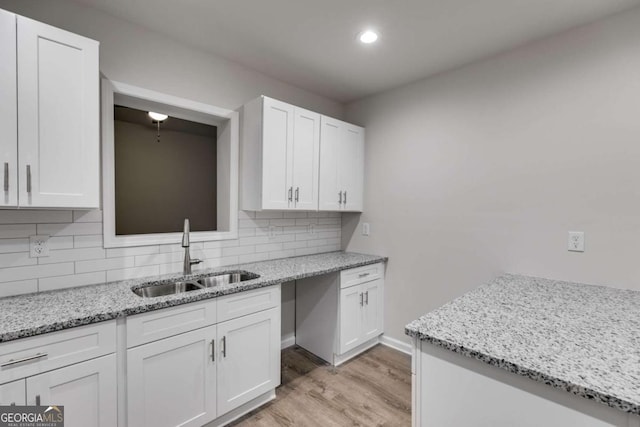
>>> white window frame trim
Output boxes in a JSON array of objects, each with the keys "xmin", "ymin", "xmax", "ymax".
[{"xmin": 101, "ymin": 79, "xmax": 238, "ymax": 248}]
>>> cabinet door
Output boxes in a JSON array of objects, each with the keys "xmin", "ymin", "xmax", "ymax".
[
  {"xmin": 318, "ymin": 116, "xmax": 342, "ymax": 211},
  {"xmin": 262, "ymin": 97, "xmax": 294, "ymax": 210},
  {"xmin": 17, "ymin": 16, "xmax": 99, "ymax": 208},
  {"xmin": 217, "ymin": 307, "xmax": 280, "ymax": 416},
  {"xmin": 0, "ymin": 9, "xmax": 17, "ymax": 208},
  {"xmin": 341, "ymin": 124, "xmax": 364, "ymax": 212},
  {"xmin": 0, "ymin": 379, "xmax": 25, "ymax": 406},
  {"xmin": 26, "ymin": 354, "xmax": 116, "ymax": 427},
  {"xmin": 127, "ymin": 325, "xmax": 217, "ymax": 427},
  {"xmin": 339, "ymin": 285, "xmax": 363, "ymax": 354},
  {"xmin": 291, "ymin": 107, "xmax": 320, "ymax": 210},
  {"xmin": 361, "ymin": 279, "xmax": 384, "ymax": 341}
]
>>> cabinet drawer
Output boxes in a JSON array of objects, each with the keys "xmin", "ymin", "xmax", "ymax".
[
  {"xmin": 340, "ymin": 263, "xmax": 382, "ymax": 289},
  {"xmin": 127, "ymin": 299, "xmax": 217, "ymax": 348},
  {"xmin": 217, "ymin": 285, "xmax": 280, "ymax": 323},
  {"xmin": 0, "ymin": 320, "xmax": 115, "ymax": 384}
]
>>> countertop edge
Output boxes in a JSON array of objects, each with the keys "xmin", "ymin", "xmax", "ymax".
[
  {"xmin": 0, "ymin": 253, "xmax": 387, "ymax": 343},
  {"xmin": 404, "ymin": 327, "xmax": 640, "ymax": 416}
]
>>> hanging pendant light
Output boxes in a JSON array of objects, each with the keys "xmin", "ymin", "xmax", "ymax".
[{"xmin": 148, "ymin": 112, "xmax": 168, "ymax": 142}]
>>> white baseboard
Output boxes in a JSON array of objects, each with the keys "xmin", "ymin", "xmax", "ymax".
[
  {"xmin": 281, "ymin": 333, "xmax": 295, "ymax": 350},
  {"xmin": 379, "ymin": 334, "xmax": 412, "ymax": 355}
]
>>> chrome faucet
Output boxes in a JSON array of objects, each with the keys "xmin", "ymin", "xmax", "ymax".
[{"xmin": 182, "ymin": 218, "xmax": 202, "ymax": 275}]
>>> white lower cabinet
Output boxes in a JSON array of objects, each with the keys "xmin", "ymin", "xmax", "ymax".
[
  {"xmin": 127, "ymin": 325, "xmax": 217, "ymax": 427},
  {"xmin": 0, "ymin": 321, "xmax": 117, "ymax": 427},
  {"xmin": 0, "ymin": 379, "xmax": 25, "ymax": 406},
  {"xmin": 296, "ymin": 263, "xmax": 385, "ymax": 366},
  {"xmin": 217, "ymin": 307, "xmax": 280, "ymax": 415},
  {"xmin": 125, "ymin": 285, "xmax": 281, "ymax": 427},
  {"xmin": 26, "ymin": 354, "xmax": 117, "ymax": 427}
]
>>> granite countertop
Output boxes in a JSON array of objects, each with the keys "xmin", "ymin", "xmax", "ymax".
[
  {"xmin": 0, "ymin": 251, "xmax": 386, "ymax": 343},
  {"xmin": 405, "ymin": 274, "xmax": 640, "ymax": 415}
]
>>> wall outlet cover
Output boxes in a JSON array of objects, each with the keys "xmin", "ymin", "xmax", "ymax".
[
  {"xmin": 568, "ymin": 231, "xmax": 585, "ymax": 252},
  {"xmin": 362, "ymin": 222, "xmax": 370, "ymax": 236},
  {"xmin": 30, "ymin": 235, "xmax": 50, "ymax": 257}
]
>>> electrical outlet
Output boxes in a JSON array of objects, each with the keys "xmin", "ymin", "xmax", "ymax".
[
  {"xmin": 568, "ymin": 231, "xmax": 585, "ymax": 252},
  {"xmin": 362, "ymin": 223, "xmax": 370, "ymax": 236},
  {"xmin": 307, "ymin": 224, "xmax": 316, "ymax": 235},
  {"xmin": 30, "ymin": 235, "xmax": 50, "ymax": 257}
]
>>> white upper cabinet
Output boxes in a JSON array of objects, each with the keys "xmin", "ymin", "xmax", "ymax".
[
  {"xmin": 319, "ymin": 116, "xmax": 364, "ymax": 212},
  {"xmin": 241, "ymin": 96, "xmax": 320, "ymax": 211},
  {"xmin": 17, "ymin": 16, "xmax": 100, "ymax": 208},
  {"xmin": 0, "ymin": 9, "xmax": 100, "ymax": 209},
  {"xmin": 0, "ymin": 9, "xmax": 17, "ymax": 208}
]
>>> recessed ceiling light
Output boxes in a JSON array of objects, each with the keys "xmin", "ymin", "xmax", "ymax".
[
  {"xmin": 359, "ymin": 30, "xmax": 378, "ymax": 44},
  {"xmin": 148, "ymin": 111, "xmax": 168, "ymax": 122}
]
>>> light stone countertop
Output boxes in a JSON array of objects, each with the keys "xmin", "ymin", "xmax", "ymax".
[
  {"xmin": 0, "ymin": 251, "xmax": 386, "ymax": 343},
  {"xmin": 405, "ymin": 274, "xmax": 640, "ymax": 415}
]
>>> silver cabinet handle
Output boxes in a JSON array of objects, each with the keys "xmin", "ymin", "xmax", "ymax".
[
  {"xmin": 3, "ymin": 162, "xmax": 7, "ymax": 192},
  {"xmin": 365, "ymin": 291, "xmax": 369, "ymax": 305},
  {"xmin": 359, "ymin": 292, "xmax": 363, "ymax": 306},
  {"xmin": 295, "ymin": 187, "xmax": 299, "ymax": 203},
  {"xmin": 358, "ymin": 273, "xmax": 370, "ymax": 278},
  {"xmin": 339, "ymin": 191, "xmax": 343, "ymax": 205},
  {"xmin": 221, "ymin": 336, "xmax": 226, "ymax": 358},
  {"xmin": 210, "ymin": 339, "xmax": 215, "ymax": 362},
  {"xmin": 343, "ymin": 191, "xmax": 347, "ymax": 205},
  {"xmin": 35, "ymin": 395, "xmax": 41, "ymax": 406},
  {"xmin": 26, "ymin": 165, "xmax": 31, "ymax": 193},
  {"xmin": 288, "ymin": 187, "xmax": 293, "ymax": 202},
  {"xmin": 1, "ymin": 352, "xmax": 47, "ymax": 367}
]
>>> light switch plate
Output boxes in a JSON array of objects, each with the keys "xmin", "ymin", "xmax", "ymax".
[
  {"xmin": 362, "ymin": 223, "xmax": 370, "ymax": 236},
  {"xmin": 568, "ymin": 231, "xmax": 585, "ymax": 252},
  {"xmin": 30, "ymin": 235, "xmax": 50, "ymax": 257}
]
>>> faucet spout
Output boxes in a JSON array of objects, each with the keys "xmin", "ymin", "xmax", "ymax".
[{"xmin": 182, "ymin": 218, "xmax": 202, "ymax": 275}]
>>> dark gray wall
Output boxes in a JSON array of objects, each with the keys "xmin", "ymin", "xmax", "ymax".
[{"xmin": 114, "ymin": 109, "xmax": 217, "ymax": 235}]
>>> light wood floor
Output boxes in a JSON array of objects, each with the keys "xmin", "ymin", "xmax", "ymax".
[{"xmin": 229, "ymin": 344, "xmax": 411, "ymax": 427}]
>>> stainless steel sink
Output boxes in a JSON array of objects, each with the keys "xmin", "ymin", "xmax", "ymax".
[
  {"xmin": 132, "ymin": 280, "xmax": 203, "ymax": 298},
  {"xmin": 196, "ymin": 272, "xmax": 258, "ymax": 288},
  {"xmin": 131, "ymin": 271, "xmax": 259, "ymax": 298}
]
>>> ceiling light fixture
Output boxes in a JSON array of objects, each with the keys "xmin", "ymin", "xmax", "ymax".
[
  {"xmin": 359, "ymin": 30, "xmax": 378, "ymax": 44},
  {"xmin": 148, "ymin": 112, "xmax": 168, "ymax": 142}
]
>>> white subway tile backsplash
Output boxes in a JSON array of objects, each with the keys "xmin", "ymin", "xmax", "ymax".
[
  {"xmin": 0, "ymin": 209, "xmax": 341, "ymax": 297},
  {"xmin": 0, "ymin": 238, "xmax": 29, "ymax": 254},
  {"xmin": 107, "ymin": 265, "xmax": 160, "ymax": 282},
  {"xmin": 76, "ymin": 257, "xmax": 135, "ymax": 273},
  {"xmin": 74, "ymin": 234, "xmax": 103, "ymax": 248},
  {"xmin": 0, "ymin": 279, "xmax": 38, "ymax": 297},
  {"xmin": 0, "ymin": 224, "xmax": 37, "ymax": 238},
  {"xmin": 39, "ymin": 271, "xmax": 106, "ymax": 292},
  {"xmin": 37, "ymin": 222, "xmax": 102, "ymax": 236},
  {"xmin": 0, "ymin": 252, "xmax": 37, "ymax": 268},
  {"xmin": 38, "ymin": 247, "xmax": 106, "ymax": 265},
  {"xmin": 0, "ymin": 263, "xmax": 74, "ymax": 282},
  {"xmin": 72, "ymin": 209, "xmax": 103, "ymax": 223},
  {"xmin": 0, "ymin": 210, "xmax": 71, "ymax": 224},
  {"xmin": 106, "ymin": 245, "xmax": 160, "ymax": 258}
]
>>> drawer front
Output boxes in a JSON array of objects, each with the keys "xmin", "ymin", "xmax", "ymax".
[
  {"xmin": 340, "ymin": 263, "xmax": 382, "ymax": 289},
  {"xmin": 0, "ymin": 320, "xmax": 116, "ymax": 384},
  {"xmin": 127, "ymin": 299, "xmax": 217, "ymax": 348},
  {"xmin": 217, "ymin": 285, "xmax": 280, "ymax": 323}
]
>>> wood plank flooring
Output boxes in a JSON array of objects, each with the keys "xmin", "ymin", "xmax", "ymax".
[{"xmin": 229, "ymin": 344, "xmax": 411, "ymax": 427}]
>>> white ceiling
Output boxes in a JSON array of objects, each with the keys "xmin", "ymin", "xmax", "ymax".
[{"xmin": 74, "ymin": 0, "xmax": 640, "ymax": 103}]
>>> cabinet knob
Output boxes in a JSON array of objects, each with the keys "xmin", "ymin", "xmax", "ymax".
[
  {"xmin": 222, "ymin": 336, "xmax": 227, "ymax": 358},
  {"xmin": 210, "ymin": 339, "xmax": 215, "ymax": 362},
  {"xmin": 295, "ymin": 187, "xmax": 299, "ymax": 203},
  {"xmin": 365, "ymin": 291, "xmax": 369, "ymax": 305},
  {"xmin": 343, "ymin": 191, "xmax": 347, "ymax": 205},
  {"xmin": 288, "ymin": 187, "xmax": 293, "ymax": 202},
  {"xmin": 339, "ymin": 191, "xmax": 343, "ymax": 205}
]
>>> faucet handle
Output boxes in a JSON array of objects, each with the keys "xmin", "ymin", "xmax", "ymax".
[{"xmin": 190, "ymin": 259, "xmax": 203, "ymax": 266}]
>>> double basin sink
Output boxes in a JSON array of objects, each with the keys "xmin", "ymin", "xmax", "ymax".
[{"xmin": 132, "ymin": 271, "xmax": 259, "ymax": 298}]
